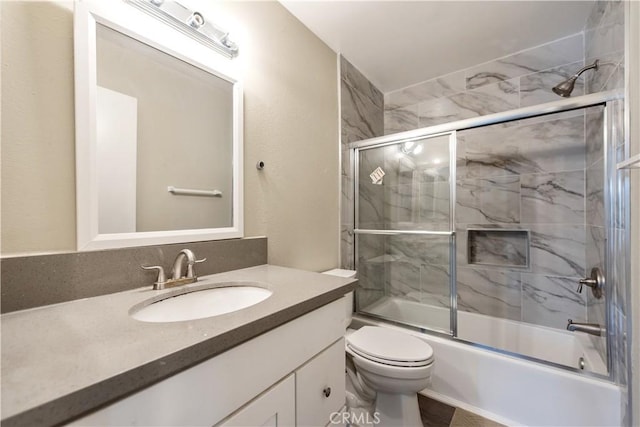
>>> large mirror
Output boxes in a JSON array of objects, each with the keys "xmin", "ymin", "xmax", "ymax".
[{"xmin": 75, "ymin": 1, "xmax": 243, "ymax": 250}]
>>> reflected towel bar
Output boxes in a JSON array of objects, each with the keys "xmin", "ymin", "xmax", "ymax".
[{"xmin": 167, "ymin": 186, "xmax": 222, "ymax": 197}]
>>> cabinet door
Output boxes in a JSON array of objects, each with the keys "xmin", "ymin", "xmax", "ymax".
[
  {"xmin": 219, "ymin": 375, "xmax": 295, "ymax": 427},
  {"xmin": 296, "ymin": 339, "xmax": 346, "ymax": 427}
]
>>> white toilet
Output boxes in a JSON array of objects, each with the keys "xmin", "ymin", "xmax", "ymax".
[{"xmin": 322, "ymin": 269, "xmax": 435, "ymax": 427}]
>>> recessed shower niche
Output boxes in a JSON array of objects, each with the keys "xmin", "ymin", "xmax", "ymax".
[{"xmin": 466, "ymin": 229, "xmax": 529, "ymax": 268}]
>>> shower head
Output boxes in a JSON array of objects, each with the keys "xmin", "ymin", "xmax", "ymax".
[{"xmin": 552, "ymin": 60, "xmax": 599, "ymax": 97}]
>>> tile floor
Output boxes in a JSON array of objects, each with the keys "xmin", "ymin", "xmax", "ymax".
[{"xmin": 418, "ymin": 395, "xmax": 505, "ymax": 427}]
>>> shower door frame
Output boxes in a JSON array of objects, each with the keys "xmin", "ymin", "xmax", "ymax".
[
  {"xmin": 353, "ymin": 131, "xmax": 458, "ymax": 335},
  {"xmin": 350, "ymin": 89, "xmax": 625, "ymax": 380}
]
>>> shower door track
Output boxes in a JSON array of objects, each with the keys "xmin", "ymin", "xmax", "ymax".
[{"xmin": 348, "ymin": 89, "xmax": 623, "ymax": 150}]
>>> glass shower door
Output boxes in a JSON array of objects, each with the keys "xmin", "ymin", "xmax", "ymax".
[
  {"xmin": 354, "ymin": 133, "xmax": 456, "ymax": 334},
  {"xmin": 454, "ymin": 105, "xmax": 610, "ymax": 375}
]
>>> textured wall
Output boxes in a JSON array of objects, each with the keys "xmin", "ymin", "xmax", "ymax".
[
  {"xmin": 1, "ymin": 1, "xmax": 76, "ymax": 254},
  {"xmin": 1, "ymin": 1, "xmax": 340, "ymax": 272}
]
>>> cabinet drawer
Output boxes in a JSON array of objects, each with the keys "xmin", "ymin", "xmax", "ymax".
[{"xmin": 296, "ymin": 339, "xmax": 345, "ymax": 427}]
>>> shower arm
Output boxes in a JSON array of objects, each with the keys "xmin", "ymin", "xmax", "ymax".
[{"xmin": 571, "ymin": 60, "xmax": 599, "ymax": 79}]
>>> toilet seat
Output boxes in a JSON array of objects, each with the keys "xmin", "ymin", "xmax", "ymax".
[{"xmin": 346, "ymin": 326, "xmax": 434, "ymax": 367}]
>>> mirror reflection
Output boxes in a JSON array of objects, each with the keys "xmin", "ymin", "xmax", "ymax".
[{"xmin": 95, "ymin": 24, "xmax": 234, "ymax": 233}]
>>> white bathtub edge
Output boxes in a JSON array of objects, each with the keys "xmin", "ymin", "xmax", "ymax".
[{"xmin": 352, "ymin": 315, "xmax": 621, "ymax": 427}]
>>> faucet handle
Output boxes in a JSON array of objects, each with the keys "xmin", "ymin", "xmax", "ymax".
[
  {"xmin": 186, "ymin": 258, "xmax": 207, "ymax": 279},
  {"xmin": 141, "ymin": 265, "xmax": 167, "ymax": 289}
]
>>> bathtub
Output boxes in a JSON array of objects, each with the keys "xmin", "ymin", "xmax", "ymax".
[{"xmin": 354, "ymin": 297, "xmax": 620, "ymax": 426}]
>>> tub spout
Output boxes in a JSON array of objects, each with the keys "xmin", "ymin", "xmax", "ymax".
[{"xmin": 567, "ymin": 319, "xmax": 605, "ymax": 337}]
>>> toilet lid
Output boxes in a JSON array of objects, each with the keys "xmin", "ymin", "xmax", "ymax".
[{"xmin": 347, "ymin": 326, "xmax": 434, "ymax": 366}]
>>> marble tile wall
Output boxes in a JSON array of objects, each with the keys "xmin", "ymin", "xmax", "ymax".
[
  {"xmin": 384, "ymin": 33, "xmax": 585, "ymax": 134},
  {"xmin": 340, "ymin": 56, "xmax": 384, "ymax": 275}
]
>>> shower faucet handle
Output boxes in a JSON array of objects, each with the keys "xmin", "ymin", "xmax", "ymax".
[
  {"xmin": 577, "ymin": 278, "xmax": 597, "ymax": 293},
  {"xmin": 577, "ymin": 267, "xmax": 604, "ymax": 299}
]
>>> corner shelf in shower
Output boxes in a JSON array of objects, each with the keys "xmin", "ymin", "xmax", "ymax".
[{"xmin": 617, "ymin": 153, "xmax": 640, "ymax": 170}]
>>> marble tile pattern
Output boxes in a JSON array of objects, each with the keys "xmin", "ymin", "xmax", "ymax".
[
  {"xmin": 521, "ymin": 273, "xmax": 587, "ymax": 329},
  {"xmin": 584, "ymin": 0, "xmax": 624, "ymax": 98},
  {"xmin": 384, "ymin": 33, "xmax": 588, "ymax": 134},
  {"xmin": 384, "ymin": 105, "xmax": 418, "ymax": 135},
  {"xmin": 458, "ymin": 115, "xmax": 586, "ymax": 179},
  {"xmin": 386, "ymin": 70, "xmax": 466, "ymax": 110},
  {"xmin": 528, "ymin": 225, "xmax": 586, "ymax": 278},
  {"xmin": 457, "ymin": 267, "xmax": 521, "ymax": 320},
  {"xmin": 520, "ymin": 171, "xmax": 585, "ymax": 224},
  {"xmin": 341, "ymin": 56, "xmax": 383, "ymax": 109},
  {"xmin": 340, "ymin": 56, "xmax": 385, "ymax": 270},
  {"xmin": 341, "ymin": 80, "xmax": 383, "ymax": 144},
  {"xmin": 457, "ymin": 176, "xmax": 521, "ymax": 224},
  {"xmin": 465, "ymin": 34, "xmax": 583, "ymax": 90},
  {"xmin": 585, "ymin": 52, "xmax": 624, "ymax": 95}
]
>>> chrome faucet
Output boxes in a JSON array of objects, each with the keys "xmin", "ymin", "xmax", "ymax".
[
  {"xmin": 172, "ymin": 249, "xmax": 196, "ymax": 280},
  {"xmin": 142, "ymin": 249, "xmax": 206, "ymax": 290},
  {"xmin": 567, "ymin": 319, "xmax": 605, "ymax": 337}
]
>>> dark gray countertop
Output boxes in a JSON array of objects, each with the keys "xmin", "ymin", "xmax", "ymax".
[{"xmin": 1, "ymin": 265, "xmax": 357, "ymax": 427}]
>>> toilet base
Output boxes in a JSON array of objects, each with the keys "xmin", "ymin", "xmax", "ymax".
[{"xmin": 375, "ymin": 391, "xmax": 423, "ymax": 427}]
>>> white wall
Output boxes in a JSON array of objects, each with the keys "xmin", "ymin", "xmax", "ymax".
[{"xmin": 0, "ymin": 1, "xmax": 340, "ymax": 272}]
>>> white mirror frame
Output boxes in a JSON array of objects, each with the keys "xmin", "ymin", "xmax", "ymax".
[{"xmin": 74, "ymin": 1, "xmax": 243, "ymax": 251}]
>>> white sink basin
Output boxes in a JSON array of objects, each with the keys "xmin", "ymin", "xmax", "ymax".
[{"xmin": 130, "ymin": 282, "xmax": 272, "ymax": 323}]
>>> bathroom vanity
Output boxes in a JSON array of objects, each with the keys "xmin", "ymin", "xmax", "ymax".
[{"xmin": 1, "ymin": 265, "xmax": 357, "ymax": 426}]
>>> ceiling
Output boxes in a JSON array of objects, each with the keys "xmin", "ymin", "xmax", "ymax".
[{"xmin": 280, "ymin": 1, "xmax": 595, "ymax": 93}]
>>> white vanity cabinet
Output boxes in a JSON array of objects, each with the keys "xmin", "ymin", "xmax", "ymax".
[
  {"xmin": 295, "ymin": 339, "xmax": 346, "ymax": 426},
  {"xmin": 69, "ymin": 298, "xmax": 347, "ymax": 427},
  {"xmin": 221, "ymin": 375, "xmax": 296, "ymax": 427}
]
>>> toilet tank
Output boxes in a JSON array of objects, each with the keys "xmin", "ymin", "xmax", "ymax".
[{"xmin": 322, "ymin": 269, "xmax": 357, "ymax": 329}]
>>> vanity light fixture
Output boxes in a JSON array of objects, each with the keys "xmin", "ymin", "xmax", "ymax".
[{"xmin": 125, "ymin": 0, "xmax": 239, "ymax": 58}]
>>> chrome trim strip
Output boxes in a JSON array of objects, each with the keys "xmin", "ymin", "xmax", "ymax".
[
  {"xmin": 449, "ymin": 132, "xmax": 457, "ymax": 336},
  {"xmin": 348, "ymin": 90, "xmax": 623, "ymax": 150},
  {"xmin": 604, "ymin": 102, "xmax": 613, "ymax": 379},
  {"xmin": 354, "ymin": 229, "xmax": 454, "ymax": 236}
]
